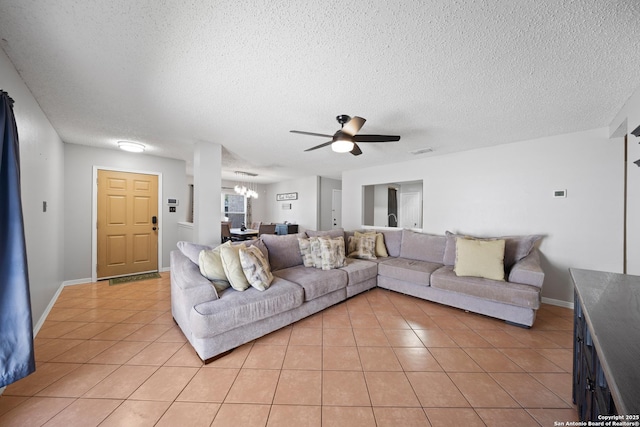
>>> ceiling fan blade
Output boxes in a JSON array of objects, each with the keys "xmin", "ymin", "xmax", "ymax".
[
  {"xmin": 353, "ymin": 134, "xmax": 401, "ymax": 143},
  {"xmin": 341, "ymin": 116, "xmax": 366, "ymax": 136},
  {"xmin": 304, "ymin": 140, "xmax": 333, "ymax": 152},
  {"xmin": 290, "ymin": 130, "xmax": 334, "ymax": 138},
  {"xmin": 350, "ymin": 143, "xmax": 363, "ymax": 156}
]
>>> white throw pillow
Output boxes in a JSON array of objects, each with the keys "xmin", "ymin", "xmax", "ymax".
[
  {"xmin": 219, "ymin": 244, "xmax": 251, "ymax": 291},
  {"xmin": 198, "ymin": 241, "xmax": 232, "ymax": 292}
]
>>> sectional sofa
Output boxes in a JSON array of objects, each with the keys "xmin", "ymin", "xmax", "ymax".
[{"xmin": 170, "ymin": 228, "xmax": 544, "ymax": 362}]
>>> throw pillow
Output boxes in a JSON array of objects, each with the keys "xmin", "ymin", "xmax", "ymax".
[
  {"xmin": 319, "ymin": 236, "xmax": 346, "ymax": 270},
  {"xmin": 354, "ymin": 231, "xmax": 388, "ymax": 257},
  {"xmin": 239, "ymin": 245, "xmax": 274, "ymax": 291},
  {"xmin": 198, "ymin": 241, "xmax": 232, "ymax": 292},
  {"xmin": 298, "ymin": 237, "xmax": 324, "ymax": 269},
  {"xmin": 219, "ymin": 244, "xmax": 251, "ymax": 291},
  {"xmin": 298, "ymin": 237, "xmax": 314, "ymax": 267},
  {"xmin": 454, "ymin": 237, "xmax": 506, "ymax": 281},
  {"xmin": 348, "ymin": 234, "xmax": 377, "ymax": 260}
]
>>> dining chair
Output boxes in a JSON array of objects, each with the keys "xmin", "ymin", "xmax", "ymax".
[
  {"xmin": 250, "ymin": 221, "xmax": 262, "ymax": 231},
  {"xmin": 221, "ymin": 222, "xmax": 232, "ymax": 242},
  {"xmin": 258, "ymin": 223, "xmax": 276, "ymax": 236}
]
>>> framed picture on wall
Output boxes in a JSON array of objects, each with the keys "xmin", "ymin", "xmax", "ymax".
[{"xmin": 276, "ymin": 192, "xmax": 298, "ymax": 201}]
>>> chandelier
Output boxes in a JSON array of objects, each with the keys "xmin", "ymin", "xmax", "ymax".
[{"xmin": 234, "ymin": 171, "xmax": 259, "ymax": 199}]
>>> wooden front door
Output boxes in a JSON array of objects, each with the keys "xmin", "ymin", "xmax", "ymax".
[{"xmin": 97, "ymin": 170, "xmax": 159, "ymax": 279}]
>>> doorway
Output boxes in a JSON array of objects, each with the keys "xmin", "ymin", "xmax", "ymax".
[
  {"xmin": 94, "ymin": 168, "xmax": 160, "ymax": 280},
  {"xmin": 332, "ymin": 189, "xmax": 342, "ymax": 229}
]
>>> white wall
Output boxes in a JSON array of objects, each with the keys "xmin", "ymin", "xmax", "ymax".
[
  {"xmin": 264, "ymin": 176, "xmax": 319, "ymax": 232},
  {"xmin": 343, "ymin": 128, "xmax": 624, "ymax": 304},
  {"xmin": 64, "ymin": 144, "xmax": 187, "ymax": 281},
  {"xmin": 610, "ymin": 85, "xmax": 640, "ymax": 275},
  {"xmin": 319, "ymin": 177, "xmax": 341, "ymax": 231},
  {"xmin": 0, "ymin": 49, "xmax": 65, "ymax": 326}
]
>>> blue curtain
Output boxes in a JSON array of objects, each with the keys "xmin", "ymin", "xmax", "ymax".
[{"xmin": 0, "ymin": 90, "xmax": 35, "ymax": 388}]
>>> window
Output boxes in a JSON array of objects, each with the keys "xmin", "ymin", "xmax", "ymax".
[{"xmin": 222, "ymin": 192, "xmax": 247, "ymax": 228}]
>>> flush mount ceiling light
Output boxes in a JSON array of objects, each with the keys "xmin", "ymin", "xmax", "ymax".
[
  {"xmin": 331, "ymin": 137, "xmax": 355, "ymax": 153},
  {"xmin": 117, "ymin": 141, "xmax": 145, "ymax": 153}
]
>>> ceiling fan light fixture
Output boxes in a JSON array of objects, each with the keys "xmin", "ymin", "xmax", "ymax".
[
  {"xmin": 118, "ymin": 141, "xmax": 145, "ymax": 153},
  {"xmin": 331, "ymin": 139, "xmax": 354, "ymax": 153}
]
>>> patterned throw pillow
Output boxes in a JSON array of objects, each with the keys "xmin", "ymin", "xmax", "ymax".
[
  {"xmin": 354, "ymin": 231, "xmax": 388, "ymax": 257},
  {"xmin": 319, "ymin": 236, "xmax": 346, "ymax": 270},
  {"xmin": 298, "ymin": 237, "xmax": 323, "ymax": 269},
  {"xmin": 239, "ymin": 245, "xmax": 274, "ymax": 291},
  {"xmin": 298, "ymin": 237, "xmax": 313, "ymax": 267},
  {"xmin": 347, "ymin": 234, "xmax": 377, "ymax": 260}
]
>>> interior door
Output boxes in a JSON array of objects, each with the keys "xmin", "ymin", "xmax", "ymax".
[
  {"xmin": 332, "ymin": 189, "xmax": 342, "ymax": 229},
  {"xmin": 399, "ymin": 192, "xmax": 421, "ymax": 228},
  {"xmin": 97, "ymin": 170, "xmax": 158, "ymax": 279}
]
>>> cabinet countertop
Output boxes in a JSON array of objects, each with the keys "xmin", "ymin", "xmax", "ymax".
[{"xmin": 570, "ymin": 268, "xmax": 640, "ymax": 416}]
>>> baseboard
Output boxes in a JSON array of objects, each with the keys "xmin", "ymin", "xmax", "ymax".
[
  {"xmin": 541, "ymin": 296, "xmax": 574, "ymax": 310},
  {"xmin": 62, "ymin": 277, "xmax": 93, "ymax": 286},
  {"xmin": 33, "ymin": 278, "xmax": 93, "ymax": 336},
  {"xmin": 0, "ymin": 386, "xmax": 5, "ymax": 396},
  {"xmin": 160, "ymin": 266, "xmax": 171, "ymax": 273}
]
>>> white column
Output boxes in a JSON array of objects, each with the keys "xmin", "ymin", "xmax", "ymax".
[{"xmin": 193, "ymin": 142, "xmax": 222, "ymax": 246}]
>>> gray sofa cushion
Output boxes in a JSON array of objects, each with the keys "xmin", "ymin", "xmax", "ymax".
[
  {"xmin": 260, "ymin": 233, "xmax": 306, "ymax": 271},
  {"xmin": 377, "ymin": 257, "xmax": 442, "ymax": 286},
  {"xmin": 340, "ymin": 258, "xmax": 378, "ymax": 285},
  {"xmin": 177, "ymin": 241, "xmax": 213, "ymax": 265},
  {"xmin": 274, "ymin": 265, "xmax": 347, "ymax": 301},
  {"xmin": 190, "ymin": 276, "xmax": 304, "ymax": 337},
  {"xmin": 399, "ymin": 229, "xmax": 446, "ymax": 263},
  {"xmin": 306, "ymin": 228, "xmax": 345, "ymax": 239},
  {"xmin": 363, "ymin": 228, "xmax": 402, "ymax": 257},
  {"xmin": 443, "ymin": 231, "xmax": 542, "ymax": 268},
  {"xmin": 431, "ymin": 265, "xmax": 540, "ymax": 309}
]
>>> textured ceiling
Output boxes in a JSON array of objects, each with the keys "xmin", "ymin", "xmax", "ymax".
[{"xmin": 1, "ymin": 0, "xmax": 639, "ymax": 182}]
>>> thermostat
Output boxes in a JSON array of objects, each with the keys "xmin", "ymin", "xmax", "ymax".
[
  {"xmin": 553, "ymin": 190, "xmax": 567, "ymax": 198},
  {"xmin": 167, "ymin": 198, "xmax": 179, "ymax": 206}
]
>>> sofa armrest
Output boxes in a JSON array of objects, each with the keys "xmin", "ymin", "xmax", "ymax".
[
  {"xmin": 508, "ymin": 248, "xmax": 544, "ymax": 288},
  {"xmin": 171, "ymin": 250, "xmax": 218, "ymax": 306}
]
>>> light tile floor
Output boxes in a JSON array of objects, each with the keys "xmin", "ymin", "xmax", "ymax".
[{"xmin": 0, "ymin": 272, "xmax": 580, "ymax": 426}]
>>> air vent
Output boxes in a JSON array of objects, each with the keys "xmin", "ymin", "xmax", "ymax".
[{"xmin": 409, "ymin": 147, "xmax": 433, "ymax": 155}]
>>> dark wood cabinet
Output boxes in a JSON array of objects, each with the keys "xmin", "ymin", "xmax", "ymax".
[
  {"xmin": 573, "ymin": 290, "xmax": 617, "ymax": 420},
  {"xmin": 570, "ymin": 269, "xmax": 640, "ymax": 421}
]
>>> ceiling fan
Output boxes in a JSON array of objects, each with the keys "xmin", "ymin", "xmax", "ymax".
[{"xmin": 290, "ymin": 115, "xmax": 401, "ymax": 156}]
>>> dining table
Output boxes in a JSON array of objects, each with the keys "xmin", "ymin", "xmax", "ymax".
[{"xmin": 229, "ymin": 228, "xmax": 259, "ymax": 240}]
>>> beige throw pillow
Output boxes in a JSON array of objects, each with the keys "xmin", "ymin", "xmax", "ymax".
[
  {"xmin": 198, "ymin": 241, "xmax": 232, "ymax": 292},
  {"xmin": 354, "ymin": 231, "xmax": 389, "ymax": 257},
  {"xmin": 239, "ymin": 245, "xmax": 274, "ymax": 291},
  {"xmin": 219, "ymin": 244, "xmax": 251, "ymax": 291},
  {"xmin": 454, "ymin": 237, "xmax": 506, "ymax": 281}
]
